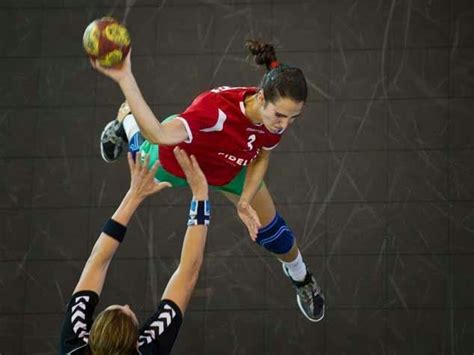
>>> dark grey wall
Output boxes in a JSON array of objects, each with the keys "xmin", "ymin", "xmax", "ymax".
[{"xmin": 0, "ymin": 0, "xmax": 473, "ymax": 354}]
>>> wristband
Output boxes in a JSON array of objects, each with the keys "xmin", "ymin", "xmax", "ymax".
[
  {"xmin": 187, "ymin": 199, "xmax": 210, "ymax": 226},
  {"xmin": 102, "ymin": 218, "xmax": 127, "ymax": 242}
]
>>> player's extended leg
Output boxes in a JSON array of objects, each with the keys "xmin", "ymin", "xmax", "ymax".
[
  {"xmin": 100, "ymin": 101, "xmax": 144, "ymax": 162},
  {"xmin": 222, "ymin": 186, "xmax": 325, "ymax": 322},
  {"xmin": 100, "ymin": 108, "xmax": 188, "ymax": 189}
]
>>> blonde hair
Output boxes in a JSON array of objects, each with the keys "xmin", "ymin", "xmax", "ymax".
[{"xmin": 89, "ymin": 308, "xmax": 138, "ymax": 354}]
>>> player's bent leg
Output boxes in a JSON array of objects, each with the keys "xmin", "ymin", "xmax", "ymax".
[
  {"xmin": 100, "ymin": 102, "xmax": 128, "ymax": 162},
  {"xmin": 257, "ymin": 213, "xmax": 326, "ymax": 322},
  {"xmin": 279, "ymin": 245, "xmax": 326, "ymax": 322},
  {"xmin": 122, "ymin": 113, "xmax": 144, "ymax": 158},
  {"xmin": 221, "ymin": 184, "xmax": 326, "ymax": 322},
  {"xmin": 101, "ymin": 110, "xmax": 186, "ymax": 189}
]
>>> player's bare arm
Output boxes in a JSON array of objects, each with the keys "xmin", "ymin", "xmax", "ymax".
[
  {"xmin": 161, "ymin": 147, "xmax": 209, "ymax": 313},
  {"xmin": 73, "ymin": 153, "xmax": 171, "ymax": 295},
  {"xmin": 236, "ymin": 149, "xmax": 271, "ymax": 240},
  {"xmin": 91, "ymin": 52, "xmax": 189, "ymax": 146}
]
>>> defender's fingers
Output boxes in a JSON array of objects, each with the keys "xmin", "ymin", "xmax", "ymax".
[
  {"xmin": 134, "ymin": 152, "xmax": 142, "ymax": 173},
  {"xmin": 190, "ymin": 154, "xmax": 201, "ymax": 172},
  {"xmin": 127, "ymin": 152, "xmax": 134, "ymax": 172},
  {"xmin": 152, "ymin": 181, "xmax": 172, "ymax": 194},
  {"xmin": 147, "ymin": 160, "xmax": 160, "ymax": 178},
  {"xmin": 150, "ymin": 159, "xmax": 160, "ymax": 172},
  {"xmin": 174, "ymin": 147, "xmax": 191, "ymax": 172},
  {"xmin": 140, "ymin": 154, "xmax": 151, "ymax": 175}
]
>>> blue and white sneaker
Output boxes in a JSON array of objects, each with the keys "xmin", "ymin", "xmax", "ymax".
[{"xmin": 283, "ymin": 265, "xmax": 325, "ymax": 322}]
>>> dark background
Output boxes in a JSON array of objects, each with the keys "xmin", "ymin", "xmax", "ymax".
[{"xmin": 0, "ymin": 0, "xmax": 473, "ymax": 354}]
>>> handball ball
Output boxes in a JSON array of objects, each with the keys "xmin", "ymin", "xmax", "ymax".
[{"xmin": 82, "ymin": 17, "xmax": 131, "ymax": 68}]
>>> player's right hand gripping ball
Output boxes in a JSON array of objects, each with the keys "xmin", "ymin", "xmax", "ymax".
[{"xmin": 82, "ymin": 17, "xmax": 131, "ymax": 68}]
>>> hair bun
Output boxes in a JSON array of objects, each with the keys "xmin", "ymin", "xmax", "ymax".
[{"xmin": 245, "ymin": 39, "xmax": 277, "ymax": 71}]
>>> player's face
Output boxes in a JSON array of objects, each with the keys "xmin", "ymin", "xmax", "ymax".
[
  {"xmin": 259, "ymin": 95, "xmax": 304, "ymax": 134},
  {"xmin": 106, "ymin": 304, "xmax": 139, "ymax": 326}
]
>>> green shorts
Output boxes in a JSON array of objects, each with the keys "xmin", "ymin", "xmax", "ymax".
[{"xmin": 139, "ymin": 115, "xmax": 248, "ymax": 196}]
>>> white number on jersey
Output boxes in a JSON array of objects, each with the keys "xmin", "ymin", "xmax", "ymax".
[{"xmin": 247, "ymin": 134, "xmax": 256, "ymax": 151}]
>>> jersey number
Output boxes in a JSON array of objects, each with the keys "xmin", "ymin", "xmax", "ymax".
[{"xmin": 247, "ymin": 134, "xmax": 256, "ymax": 150}]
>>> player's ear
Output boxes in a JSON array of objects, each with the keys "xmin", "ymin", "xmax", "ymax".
[{"xmin": 257, "ymin": 90, "xmax": 266, "ymax": 107}]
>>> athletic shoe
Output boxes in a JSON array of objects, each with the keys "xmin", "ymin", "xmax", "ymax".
[
  {"xmin": 100, "ymin": 101, "xmax": 130, "ymax": 163},
  {"xmin": 283, "ymin": 265, "xmax": 325, "ymax": 322}
]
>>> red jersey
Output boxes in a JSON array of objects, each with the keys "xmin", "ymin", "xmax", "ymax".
[{"xmin": 158, "ymin": 86, "xmax": 283, "ymax": 186}]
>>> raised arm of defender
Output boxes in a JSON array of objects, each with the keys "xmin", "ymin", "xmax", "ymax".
[
  {"xmin": 160, "ymin": 147, "xmax": 209, "ymax": 313},
  {"xmin": 72, "ymin": 152, "xmax": 171, "ymax": 296},
  {"xmin": 72, "ymin": 147, "xmax": 208, "ymax": 316}
]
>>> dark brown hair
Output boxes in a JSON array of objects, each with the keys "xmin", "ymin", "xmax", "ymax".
[
  {"xmin": 245, "ymin": 39, "xmax": 307, "ymax": 103},
  {"xmin": 89, "ymin": 308, "xmax": 138, "ymax": 354}
]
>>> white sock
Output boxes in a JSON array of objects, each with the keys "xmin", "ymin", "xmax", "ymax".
[
  {"xmin": 282, "ymin": 251, "xmax": 307, "ymax": 282},
  {"xmin": 123, "ymin": 114, "xmax": 140, "ymax": 141}
]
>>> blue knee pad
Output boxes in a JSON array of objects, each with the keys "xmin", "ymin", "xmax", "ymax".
[
  {"xmin": 128, "ymin": 132, "xmax": 144, "ymax": 158},
  {"xmin": 256, "ymin": 213, "xmax": 294, "ymax": 254}
]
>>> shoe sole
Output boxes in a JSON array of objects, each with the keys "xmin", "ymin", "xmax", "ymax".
[
  {"xmin": 282, "ymin": 264, "xmax": 326, "ymax": 322},
  {"xmin": 100, "ymin": 120, "xmax": 119, "ymax": 163}
]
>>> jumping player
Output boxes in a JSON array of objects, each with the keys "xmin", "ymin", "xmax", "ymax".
[
  {"xmin": 91, "ymin": 39, "xmax": 325, "ymax": 322},
  {"xmin": 59, "ymin": 148, "xmax": 210, "ymax": 353}
]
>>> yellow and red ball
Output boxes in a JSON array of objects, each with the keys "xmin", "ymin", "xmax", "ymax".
[{"xmin": 83, "ymin": 17, "xmax": 131, "ymax": 68}]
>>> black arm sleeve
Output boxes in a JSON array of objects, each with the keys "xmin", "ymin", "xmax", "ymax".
[
  {"xmin": 58, "ymin": 290, "xmax": 99, "ymax": 354},
  {"xmin": 137, "ymin": 299, "xmax": 183, "ymax": 355}
]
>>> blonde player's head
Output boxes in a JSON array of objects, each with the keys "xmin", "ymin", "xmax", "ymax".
[{"xmin": 89, "ymin": 305, "xmax": 139, "ymax": 354}]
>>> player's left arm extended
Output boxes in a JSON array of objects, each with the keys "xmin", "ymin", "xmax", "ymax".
[
  {"xmin": 72, "ymin": 191, "xmax": 142, "ymax": 296},
  {"xmin": 239, "ymin": 148, "xmax": 271, "ymax": 205},
  {"xmin": 73, "ymin": 154, "xmax": 169, "ymax": 295}
]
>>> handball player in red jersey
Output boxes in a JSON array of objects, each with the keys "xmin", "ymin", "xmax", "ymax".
[{"xmin": 91, "ymin": 39, "xmax": 325, "ymax": 322}]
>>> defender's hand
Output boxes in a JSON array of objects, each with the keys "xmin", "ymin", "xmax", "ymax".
[
  {"xmin": 127, "ymin": 152, "xmax": 171, "ymax": 200},
  {"xmin": 173, "ymin": 147, "xmax": 208, "ymax": 200}
]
